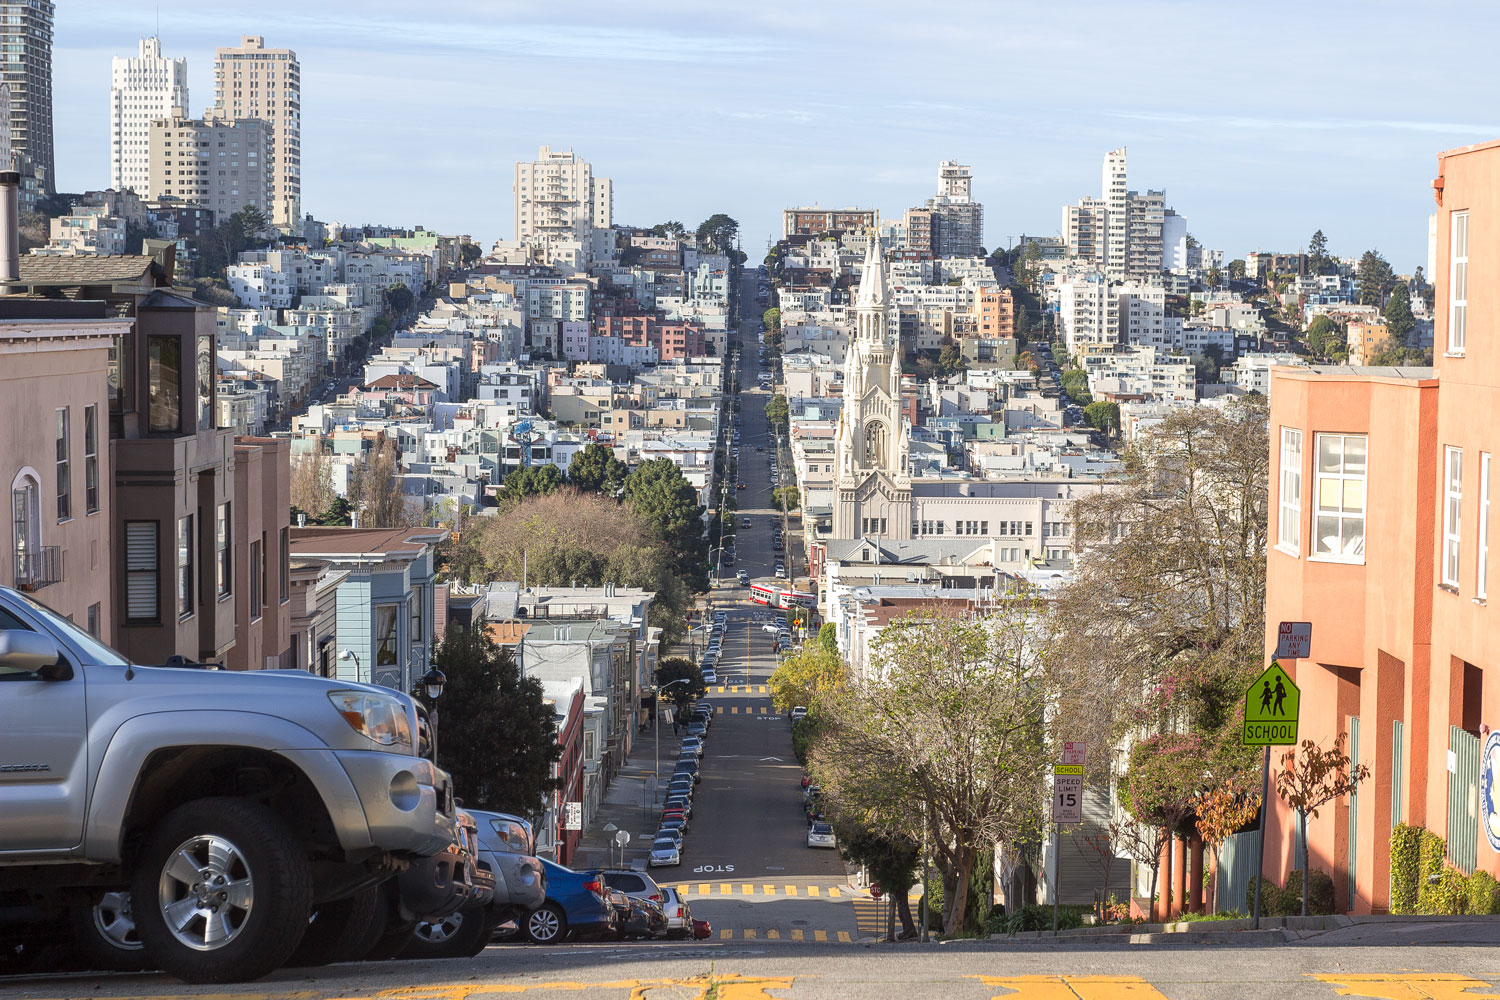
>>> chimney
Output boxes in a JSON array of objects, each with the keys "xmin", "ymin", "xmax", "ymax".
[
  {"xmin": 297, "ymin": 512, "xmax": 307, "ymax": 528},
  {"xmin": 0, "ymin": 171, "xmax": 19, "ymax": 288}
]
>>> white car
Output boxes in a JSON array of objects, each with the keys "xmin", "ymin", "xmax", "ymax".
[
  {"xmin": 660, "ymin": 886, "xmax": 693, "ymax": 935},
  {"xmin": 807, "ymin": 822, "xmax": 836, "ymax": 849},
  {"xmin": 775, "ymin": 565, "xmax": 787, "ymax": 578},
  {"xmin": 702, "ymin": 669, "xmax": 718, "ymax": 684},
  {"xmin": 761, "ymin": 623, "xmax": 779, "ymax": 635},
  {"xmin": 650, "ymin": 839, "xmax": 682, "ymax": 867}
]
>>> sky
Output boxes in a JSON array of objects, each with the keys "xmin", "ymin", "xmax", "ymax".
[{"xmin": 55, "ymin": 0, "xmax": 1500, "ymax": 272}]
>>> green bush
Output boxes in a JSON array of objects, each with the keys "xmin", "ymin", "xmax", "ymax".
[
  {"xmin": 1415, "ymin": 830, "xmax": 1448, "ymax": 913},
  {"xmin": 1002, "ymin": 904, "xmax": 1084, "ymax": 935},
  {"xmin": 1389, "ymin": 823, "xmax": 1421, "ymax": 914},
  {"xmin": 924, "ymin": 875, "xmax": 944, "ymax": 931},
  {"xmin": 1245, "ymin": 875, "xmax": 1286, "ymax": 915},
  {"xmin": 1466, "ymin": 870, "xmax": 1500, "ymax": 915},
  {"xmin": 1245, "ymin": 870, "xmax": 1334, "ymax": 916},
  {"xmin": 1432, "ymin": 866, "xmax": 1469, "ymax": 915}
]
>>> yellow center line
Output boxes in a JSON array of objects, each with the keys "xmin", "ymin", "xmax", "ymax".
[
  {"xmin": 973, "ymin": 975, "xmax": 1172, "ymax": 999},
  {"xmin": 1312, "ymin": 973, "xmax": 1500, "ymax": 1000}
]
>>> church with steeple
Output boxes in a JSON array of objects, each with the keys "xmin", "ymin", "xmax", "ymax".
[{"xmin": 831, "ymin": 232, "xmax": 913, "ymax": 540}]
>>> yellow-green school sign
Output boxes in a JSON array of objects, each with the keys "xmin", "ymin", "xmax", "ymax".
[{"xmin": 1243, "ymin": 662, "xmax": 1300, "ymax": 746}]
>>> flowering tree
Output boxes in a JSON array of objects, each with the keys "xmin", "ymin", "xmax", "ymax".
[
  {"xmin": 1274, "ymin": 733, "xmax": 1370, "ymax": 916},
  {"xmin": 1195, "ymin": 779, "xmax": 1262, "ymax": 912}
]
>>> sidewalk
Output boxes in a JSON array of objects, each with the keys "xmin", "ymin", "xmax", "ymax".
[{"xmin": 573, "ymin": 721, "xmax": 682, "ymax": 871}]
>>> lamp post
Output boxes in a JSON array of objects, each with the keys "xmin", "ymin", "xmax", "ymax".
[
  {"xmin": 653, "ymin": 676, "xmax": 693, "ymax": 809},
  {"xmin": 414, "ymin": 666, "xmax": 447, "ymax": 764},
  {"xmin": 338, "ymin": 648, "xmax": 360, "ymax": 680}
]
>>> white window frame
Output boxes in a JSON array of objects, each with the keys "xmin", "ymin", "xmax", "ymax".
[
  {"xmin": 1312, "ymin": 433, "xmax": 1368, "ymax": 564},
  {"xmin": 1277, "ymin": 427, "xmax": 1303, "ymax": 556},
  {"xmin": 1448, "ymin": 211, "xmax": 1468, "ymax": 356},
  {"xmin": 1479, "ymin": 452, "xmax": 1491, "ymax": 601},
  {"xmin": 1442, "ymin": 446, "xmax": 1463, "ymax": 589}
]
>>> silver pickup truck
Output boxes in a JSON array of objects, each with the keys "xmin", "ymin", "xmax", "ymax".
[{"xmin": 0, "ymin": 585, "xmax": 461, "ymax": 983}]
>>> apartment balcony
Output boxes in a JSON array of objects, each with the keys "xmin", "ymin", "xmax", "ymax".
[{"xmin": 15, "ymin": 545, "xmax": 61, "ymax": 592}]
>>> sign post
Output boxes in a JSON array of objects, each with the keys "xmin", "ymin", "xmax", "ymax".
[
  {"xmin": 1052, "ymin": 753, "xmax": 1085, "ymax": 933},
  {"xmin": 1243, "ymin": 644, "xmax": 1303, "ymax": 930}
]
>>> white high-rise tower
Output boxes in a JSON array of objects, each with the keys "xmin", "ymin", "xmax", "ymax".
[
  {"xmin": 110, "ymin": 37, "xmax": 189, "ymax": 196},
  {"xmin": 832, "ymin": 232, "xmax": 912, "ymax": 540}
]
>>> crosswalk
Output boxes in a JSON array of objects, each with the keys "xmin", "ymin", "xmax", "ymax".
[
  {"xmin": 715, "ymin": 928, "xmax": 853, "ymax": 942},
  {"xmin": 711, "ymin": 684, "xmax": 769, "ymax": 694},
  {"xmin": 715, "ymin": 704, "xmax": 773, "ymax": 714},
  {"xmin": 665, "ymin": 882, "xmax": 845, "ymax": 897}
]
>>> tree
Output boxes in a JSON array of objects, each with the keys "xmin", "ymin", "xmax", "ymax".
[
  {"xmin": 1308, "ymin": 229, "xmax": 1330, "ymax": 274},
  {"xmin": 816, "ymin": 622, "xmax": 838, "ymax": 654},
  {"xmin": 1046, "ymin": 398, "xmax": 1268, "ymax": 779},
  {"xmin": 1303, "ymin": 314, "xmax": 1342, "ymax": 358},
  {"xmin": 936, "ymin": 339, "xmax": 965, "ymax": 377},
  {"xmin": 651, "ymin": 221, "xmax": 686, "ymax": 239},
  {"xmin": 764, "ymin": 393, "xmax": 789, "ymax": 429},
  {"xmin": 1356, "ymin": 250, "xmax": 1395, "ymax": 306},
  {"xmin": 1227, "ymin": 259, "xmax": 1247, "ymax": 282},
  {"xmin": 773, "ymin": 484, "xmax": 800, "ymax": 511},
  {"xmin": 1207, "ymin": 265, "xmax": 1222, "ymax": 289},
  {"xmin": 428, "ymin": 620, "xmax": 562, "ymax": 815},
  {"xmin": 1059, "ymin": 368, "xmax": 1091, "ymax": 406},
  {"xmin": 1082, "ymin": 400, "xmax": 1120, "ymax": 435},
  {"xmin": 1274, "ymin": 733, "xmax": 1370, "ymax": 915},
  {"xmin": 567, "ymin": 442, "xmax": 628, "ymax": 495},
  {"xmin": 1383, "ymin": 283, "xmax": 1415, "ymax": 345},
  {"xmin": 313, "ymin": 494, "xmax": 354, "ymax": 527},
  {"xmin": 501, "ymin": 464, "xmax": 564, "ymax": 500},
  {"xmin": 695, "ymin": 214, "xmax": 739, "ymax": 254},
  {"xmin": 1121, "ymin": 733, "xmax": 1215, "ymax": 917},
  {"xmin": 762, "ymin": 307, "xmax": 781, "ymax": 336},
  {"xmin": 809, "ymin": 602, "xmax": 1049, "ymax": 935},
  {"xmin": 348, "ymin": 435, "xmax": 410, "ymax": 528},
  {"xmin": 655, "ymin": 657, "xmax": 706, "ymax": 713},
  {"xmin": 1195, "ymin": 779, "xmax": 1263, "ymax": 912},
  {"xmin": 459, "ymin": 241, "xmax": 483, "ymax": 266},
  {"xmin": 768, "ymin": 644, "xmax": 845, "ymax": 713},
  {"xmin": 384, "ymin": 282, "xmax": 415, "ymax": 316},
  {"xmin": 624, "ymin": 458, "xmax": 708, "ymax": 593},
  {"xmin": 289, "ymin": 439, "xmax": 335, "ymax": 517},
  {"xmin": 833, "ymin": 825, "xmax": 920, "ymax": 939}
]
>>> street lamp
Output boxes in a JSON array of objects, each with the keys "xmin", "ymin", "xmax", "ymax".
[
  {"xmin": 338, "ymin": 648, "xmax": 360, "ymax": 678},
  {"xmin": 414, "ymin": 666, "xmax": 447, "ymax": 764},
  {"xmin": 654, "ymin": 676, "xmax": 694, "ymax": 808}
]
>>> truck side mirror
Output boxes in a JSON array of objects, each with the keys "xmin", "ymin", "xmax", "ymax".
[{"xmin": 0, "ymin": 630, "xmax": 66, "ymax": 678}]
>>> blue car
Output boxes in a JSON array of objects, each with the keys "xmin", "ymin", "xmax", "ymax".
[{"xmin": 523, "ymin": 859, "xmax": 616, "ymax": 944}]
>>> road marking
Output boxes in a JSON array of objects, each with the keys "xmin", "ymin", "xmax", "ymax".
[
  {"xmin": 974, "ymin": 975, "xmax": 1170, "ymax": 999},
  {"xmin": 760, "ymin": 706, "xmax": 768, "ymax": 714},
  {"xmin": 1312, "ymin": 973, "xmax": 1500, "ymax": 1000},
  {"xmin": 808, "ymin": 885, "xmax": 820, "ymax": 896},
  {"xmin": 766, "ymin": 928, "xmax": 780, "ymax": 939},
  {"xmin": 743, "ymin": 928, "xmax": 757, "ymax": 939},
  {"xmin": 837, "ymin": 931, "xmax": 852, "ymax": 942},
  {"xmin": 720, "ymin": 928, "xmax": 732, "ymax": 939},
  {"xmin": 698, "ymin": 882, "xmax": 710, "ymax": 894},
  {"xmin": 814, "ymin": 929, "xmax": 829, "ymax": 942},
  {"xmin": 720, "ymin": 882, "xmax": 732, "ymax": 894},
  {"xmin": 741, "ymin": 882, "xmax": 755, "ymax": 894},
  {"xmin": 791, "ymin": 928, "xmax": 805, "ymax": 940},
  {"xmin": 763, "ymin": 884, "xmax": 776, "ymax": 895},
  {"xmin": 829, "ymin": 887, "xmax": 842, "ymax": 897},
  {"xmin": 785, "ymin": 884, "xmax": 798, "ymax": 895}
]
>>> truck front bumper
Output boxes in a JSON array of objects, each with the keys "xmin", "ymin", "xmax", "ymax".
[{"xmin": 330, "ymin": 750, "xmax": 455, "ymax": 858}]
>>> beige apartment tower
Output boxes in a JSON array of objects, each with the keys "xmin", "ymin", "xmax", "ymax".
[
  {"xmin": 514, "ymin": 145, "xmax": 612, "ymax": 243},
  {"xmin": 110, "ymin": 37, "xmax": 189, "ymax": 195},
  {"xmin": 147, "ymin": 115, "xmax": 272, "ymax": 219},
  {"xmin": 213, "ymin": 35, "xmax": 300, "ymax": 227}
]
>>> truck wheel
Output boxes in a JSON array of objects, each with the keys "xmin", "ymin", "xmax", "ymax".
[
  {"xmin": 285, "ymin": 885, "xmax": 381, "ymax": 967},
  {"xmin": 401, "ymin": 902, "xmax": 492, "ymax": 959},
  {"xmin": 67, "ymin": 891, "xmax": 150, "ymax": 972},
  {"xmin": 130, "ymin": 798, "xmax": 312, "ymax": 984},
  {"xmin": 524, "ymin": 903, "xmax": 567, "ymax": 944}
]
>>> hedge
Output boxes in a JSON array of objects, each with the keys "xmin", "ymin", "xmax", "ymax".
[
  {"xmin": 1245, "ymin": 869, "xmax": 1335, "ymax": 916},
  {"xmin": 1388, "ymin": 824, "xmax": 1500, "ymax": 915},
  {"xmin": 1388, "ymin": 823, "xmax": 1421, "ymax": 914}
]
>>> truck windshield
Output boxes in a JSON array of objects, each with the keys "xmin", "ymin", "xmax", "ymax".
[{"xmin": 13, "ymin": 590, "xmax": 132, "ymax": 667}]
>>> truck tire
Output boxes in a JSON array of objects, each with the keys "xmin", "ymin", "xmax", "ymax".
[
  {"xmin": 285, "ymin": 885, "xmax": 381, "ymax": 967},
  {"xmin": 130, "ymin": 797, "xmax": 312, "ymax": 984},
  {"xmin": 401, "ymin": 902, "xmax": 492, "ymax": 959},
  {"xmin": 67, "ymin": 891, "xmax": 151, "ymax": 972}
]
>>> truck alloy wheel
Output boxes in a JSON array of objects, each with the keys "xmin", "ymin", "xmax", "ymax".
[
  {"xmin": 402, "ymin": 902, "xmax": 492, "ymax": 958},
  {"xmin": 131, "ymin": 798, "xmax": 311, "ymax": 983},
  {"xmin": 67, "ymin": 890, "xmax": 150, "ymax": 972}
]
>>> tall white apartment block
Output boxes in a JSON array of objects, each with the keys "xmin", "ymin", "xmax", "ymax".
[
  {"xmin": 937, "ymin": 160, "xmax": 971, "ymax": 199},
  {"xmin": 1102, "ymin": 147, "xmax": 1128, "ymax": 278},
  {"xmin": 110, "ymin": 37, "xmax": 188, "ymax": 195},
  {"xmin": 213, "ymin": 35, "xmax": 301, "ymax": 227},
  {"xmin": 1064, "ymin": 148, "xmax": 1174, "ymax": 283},
  {"xmin": 514, "ymin": 145, "xmax": 612, "ymax": 243}
]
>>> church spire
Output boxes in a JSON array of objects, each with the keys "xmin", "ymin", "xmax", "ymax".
[{"xmin": 855, "ymin": 228, "xmax": 888, "ymax": 310}]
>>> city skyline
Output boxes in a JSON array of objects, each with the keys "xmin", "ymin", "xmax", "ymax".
[{"xmin": 51, "ymin": 1, "xmax": 1500, "ymax": 268}]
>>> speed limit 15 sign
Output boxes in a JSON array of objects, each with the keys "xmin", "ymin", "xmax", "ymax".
[{"xmin": 1052, "ymin": 764, "xmax": 1083, "ymax": 823}]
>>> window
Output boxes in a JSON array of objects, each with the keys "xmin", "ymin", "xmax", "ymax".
[
  {"xmin": 1443, "ymin": 446, "xmax": 1463, "ymax": 589},
  {"xmin": 216, "ymin": 503, "xmax": 231, "ymax": 598},
  {"xmin": 410, "ymin": 590, "xmax": 422, "ymax": 650},
  {"xmin": 87, "ymin": 602, "xmax": 100, "ymax": 638},
  {"xmin": 83, "ymin": 405, "xmax": 98, "ymax": 514},
  {"xmin": 55, "ymin": 408, "xmax": 70, "ymax": 521},
  {"xmin": 1313, "ymin": 434, "xmax": 1367, "ymax": 561},
  {"xmin": 279, "ymin": 526, "xmax": 289, "ymax": 603},
  {"xmin": 249, "ymin": 539, "xmax": 262, "ymax": 619},
  {"xmin": 1449, "ymin": 211, "xmax": 1468, "ymax": 355},
  {"xmin": 177, "ymin": 515, "xmax": 194, "ymax": 616},
  {"xmin": 147, "ymin": 336, "xmax": 182, "ymax": 432},
  {"xmin": 125, "ymin": 521, "xmax": 159, "ymax": 621},
  {"xmin": 374, "ymin": 605, "xmax": 399, "ymax": 667},
  {"xmin": 1480, "ymin": 453, "xmax": 1491, "ymax": 601},
  {"xmin": 1278, "ymin": 427, "xmax": 1303, "ymax": 554}
]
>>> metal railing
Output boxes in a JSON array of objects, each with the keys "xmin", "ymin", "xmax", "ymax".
[{"xmin": 15, "ymin": 545, "xmax": 60, "ymax": 592}]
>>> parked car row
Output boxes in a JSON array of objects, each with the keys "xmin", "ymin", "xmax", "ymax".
[
  {"xmin": 653, "ymin": 700, "xmax": 715, "ymax": 868},
  {"xmin": 698, "ymin": 610, "xmax": 728, "ymax": 684}
]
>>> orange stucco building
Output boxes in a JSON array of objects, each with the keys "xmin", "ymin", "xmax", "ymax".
[{"xmin": 1264, "ymin": 138, "xmax": 1500, "ymax": 912}]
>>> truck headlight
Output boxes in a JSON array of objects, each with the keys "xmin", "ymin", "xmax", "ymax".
[{"xmin": 328, "ymin": 690, "xmax": 414, "ymax": 751}]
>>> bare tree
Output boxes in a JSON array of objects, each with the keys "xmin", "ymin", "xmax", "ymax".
[
  {"xmin": 289, "ymin": 436, "xmax": 335, "ymax": 517},
  {"xmin": 349, "ymin": 434, "xmax": 411, "ymax": 528}
]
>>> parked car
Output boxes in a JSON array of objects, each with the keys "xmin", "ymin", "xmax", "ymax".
[
  {"xmin": 741, "ymin": 518, "xmax": 753, "ymax": 528},
  {"xmin": 702, "ymin": 668, "xmax": 718, "ymax": 685},
  {"xmin": 650, "ymin": 839, "xmax": 681, "ymax": 868},
  {"xmin": 524, "ymin": 861, "xmax": 616, "ymax": 944},
  {"xmin": 737, "ymin": 570, "xmax": 750, "ymax": 585},
  {"xmin": 0, "ymin": 585, "xmax": 460, "ymax": 983},
  {"xmin": 604, "ymin": 888, "xmax": 665, "ymax": 940},
  {"xmin": 660, "ymin": 887, "xmax": 693, "ymax": 935},
  {"xmin": 790, "ymin": 706, "xmax": 808, "ymax": 722},
  {"xmin": 692, "ymin": 918, "xmax": 713, "ymax": 939},
  {"xmin": 807, "ymin": 822, "xmax": 837, "ymax": 849}
]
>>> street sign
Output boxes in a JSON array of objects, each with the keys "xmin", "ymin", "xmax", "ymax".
[
  {"xmin": 1052, "ymin": 764, "xmax": 1084, "ymax": 823},
  {"xmin": 1275, "ymin": 621, "xmax": 1312, "ymax": 660},
  {"xmin": 564, "ymin": 801, "xmax": 582, "ymax": 832},
  {"xmin": 1243, "ymin": 662, "xmax": 1301, "ymax": 746},
  {"xmin": 614, "ymin": 830, "xmax": 630, "ymax": 847},
  {"xmin": 1062, "ymin": 741, "xmax": 1087, "ymax": 766}
]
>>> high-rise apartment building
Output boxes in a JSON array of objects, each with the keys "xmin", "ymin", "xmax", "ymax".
[
  {"xmin": 1, "ymin": 0, "xmax": 53, "ymax": 190},
  {"xmin": 514, "ymin": 146, "xmax": 612, "ymax": 243},
  {"xmin": 110, "ymin": 37, "xmax": 189, "ymax": 195},
  {"xmin": 1063, "ymin": 148, "xmax": 1175, "ymax": 283},
  {"xmin": 911, "ymin": 160, "xmax": 984, "ymax": 259},
  {"xmin": 148, "ymin": 115, "xmax": 272, "ymax": 219},
  {"xmin": 212, "ymin": 35, "xmax": 300, "ymax": 227}
]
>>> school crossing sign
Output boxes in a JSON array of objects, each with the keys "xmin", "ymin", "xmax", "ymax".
[{"xmin": 1243, "ymin": 662, "xmax": 1300, "ymax": 746}]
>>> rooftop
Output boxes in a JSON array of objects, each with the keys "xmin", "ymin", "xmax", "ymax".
[{"xmin": 289, "ymin": 525, "xmax": 448, "ymax": 562}]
